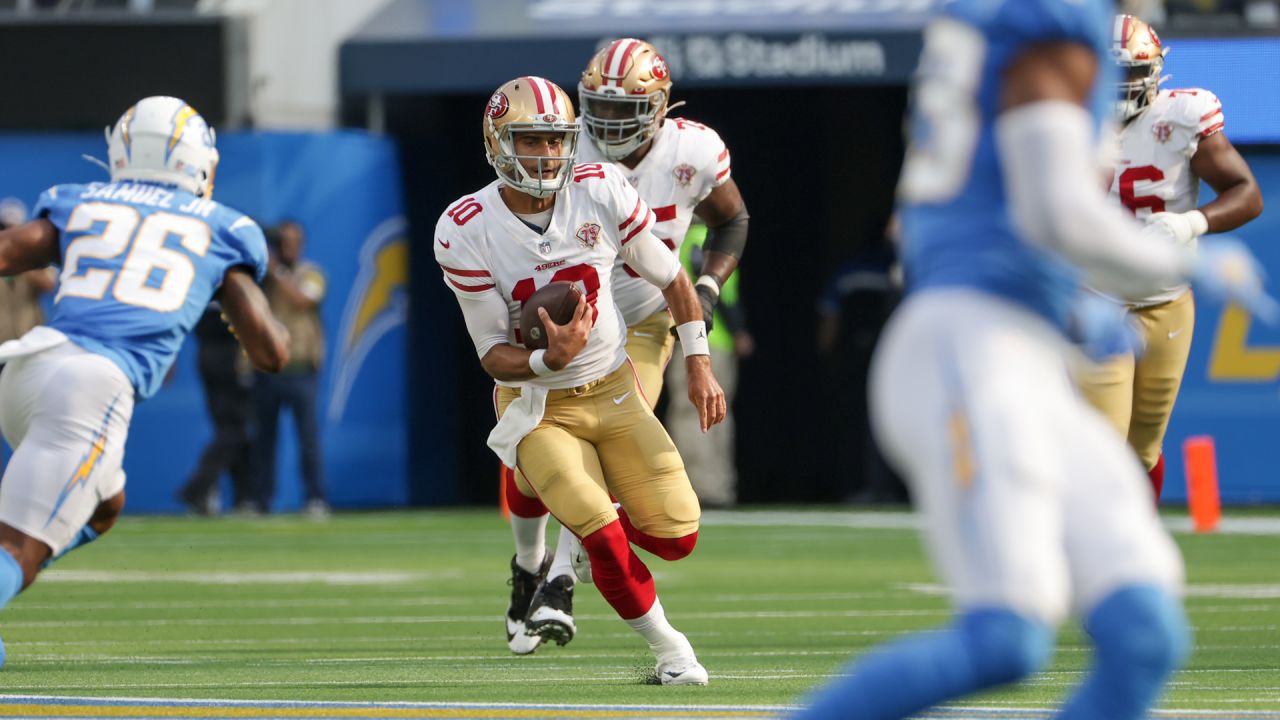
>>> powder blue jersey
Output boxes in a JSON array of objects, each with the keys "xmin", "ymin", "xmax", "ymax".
[
  {"xmin": 35, "ymin": 181, "xmax": 268, "ymax": 400},
  {"xmin": 897, "ymin": 0, "xmax": 1114, "ymax": 330}
]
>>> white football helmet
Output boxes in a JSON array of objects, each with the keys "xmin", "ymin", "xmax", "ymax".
[{"xmin": 105, "ymin": 96, "xmax": 219, "ymax": 197}]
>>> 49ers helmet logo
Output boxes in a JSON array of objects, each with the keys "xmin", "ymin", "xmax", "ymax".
[
  {"xmin": 576, "ymin": 222, "xmax": 602, "ymax": 249},
  {"xmin": 651, "ymin": 55, "xmax": 669, "ymax": 80},
  {"xmin": 486, "ymin": 92, "xmax": 509, "ymax": 119}
]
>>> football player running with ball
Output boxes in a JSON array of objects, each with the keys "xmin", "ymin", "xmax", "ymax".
[
  {"xmin": 1079, "ymin": 14, "xmax": 1263, "ymax": 501},
  {"xmin": 435, "ymin": 76, "xmax": 724, "ymax": 685},
  {"xmin": 503, "ymin": 38, "xmax": 749, "ymax": 652},
  {"xmin": 795, "ymin": 0, "xmax": 1275, "ymax": 717},
  {"xmin": 0, "ymin": 96, "xmax": 289, "ymax": 668}
]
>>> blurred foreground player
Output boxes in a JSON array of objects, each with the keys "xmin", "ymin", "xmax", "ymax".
[
  {"xmin": 795, "ymin": 0, "xmax": 1275, "ymax": 717},
  {"xmin": 0, "ymin": 96, "xmax": 289, "ymax": 667}
]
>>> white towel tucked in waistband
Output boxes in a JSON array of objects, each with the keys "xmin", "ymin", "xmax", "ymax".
[{"xmin": 486, "ymin": 385, "xmax": 548, "ymax": 468}]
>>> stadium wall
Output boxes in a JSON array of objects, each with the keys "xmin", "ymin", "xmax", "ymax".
[{"xmin": 0, "ymin": 131, "xmax": 412, "ymax": 513}]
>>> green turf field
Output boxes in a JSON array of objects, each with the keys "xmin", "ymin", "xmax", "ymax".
[{"xmin": 1, "ymin": 509, "xmax": 1277, "ymax": 719}]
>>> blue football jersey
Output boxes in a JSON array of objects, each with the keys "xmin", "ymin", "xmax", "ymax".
[
  {"xmin": 896, "ymin": 0, "xmax": 1115, "ymax": 330},
  {"xmin": 35, "ymin": 181, "xmax": 268, "ymax": 400}
]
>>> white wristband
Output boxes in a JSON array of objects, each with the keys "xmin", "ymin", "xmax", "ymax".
[
  {"xmin": 1185, "ymin": 209, "xmax": 1210, "ymax": 237},
  {"xmin": 528, "ymin": 349, "xmax": 552, "ymax": 376},
  {"xmin": 695, "ymin": 274, "xmax": 721, "ymax": 299},
  {"xmin": 676, "ymin": 321, "xmax": 710, "ymax": 357}
]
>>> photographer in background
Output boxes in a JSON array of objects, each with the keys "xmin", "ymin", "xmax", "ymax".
[
  {"xmin": 252, "ymin": 221, "xmax": 330, "ymax": 517},
  {"xmin": 177, "ymin": 302, "xmax": 256, "ymax": 516}
]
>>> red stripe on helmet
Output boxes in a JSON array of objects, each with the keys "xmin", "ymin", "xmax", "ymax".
[{"xmin": 526, "ymin": 76, "xmax": 547, "ymax": 114}]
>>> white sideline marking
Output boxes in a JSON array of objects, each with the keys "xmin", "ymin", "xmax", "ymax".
[
  {"xmin": 38, "ymin": 570, "xmax": 459, "ymax": 585},
  {"xmin": 701, "ymin": 510, "xmax": 1280, "ymax": 536}
]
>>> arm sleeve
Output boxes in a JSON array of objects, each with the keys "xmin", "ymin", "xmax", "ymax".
[
  {"xmin": 996, "ymin": 100, "xmax": 1191, "ymax": 301},
  {"xmin": 620, "ymin": 228, "xmax": 681, "ymax": 289}
]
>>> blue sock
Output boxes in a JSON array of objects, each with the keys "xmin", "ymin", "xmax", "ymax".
[
  {"xmin": 0, "ymin": 547, "xmax": 24, "ymax": 669},
  {"xmin": 1059, "ymin": 584, "xmax": 1190, "ymax": 720},
  {"xmin": 40, "ymin": 525, "xmax": 99, "ymax": 569},
  {"xmin": 793, "ymin": 608, "xmax": 1054, "ymax": 719}
]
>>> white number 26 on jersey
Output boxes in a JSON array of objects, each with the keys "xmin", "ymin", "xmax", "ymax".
[
  {"xmin": 57, "ymin": 202, "xmax": 211, "ymax": 312},
  {"xmin": 897, "ymin": 19, "xmax": 988, "ymax": 204}
]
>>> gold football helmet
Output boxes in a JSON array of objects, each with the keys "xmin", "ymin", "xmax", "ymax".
[
  {"xmin": 579, "ymin": 38, "xmax": 672, "ymax": 161},
  {"xmin": 482, "ymin": 76, "xmax": 579, "ymax": 199},
  {"xmin": 1112, "ymin": 14, "xmax": 1167, "ymax": 121}
]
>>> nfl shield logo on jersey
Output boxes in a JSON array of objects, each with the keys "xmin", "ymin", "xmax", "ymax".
[
  {"xmin": 1153, "ymin": 121, "xmax": 1173, "ymax": 144},
  {"xmin": 538, "ymin": 239, "xmax": 552, "ymax": 255},
  {"xmin": 673, "ymin": 164, "xmax": 696, "ymax": 187},
  {"xmin": 576, "ymin": 222, "xmax": 601, "ymax": 249}
]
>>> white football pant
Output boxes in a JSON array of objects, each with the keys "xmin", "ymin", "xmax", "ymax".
[
  {"xmin": 0, "ymin": 336, "xmax": 133, "ymax": 555},
  {"xmin": 870, "ymin": 288, "xmax": 1183, "ymax": 624}
]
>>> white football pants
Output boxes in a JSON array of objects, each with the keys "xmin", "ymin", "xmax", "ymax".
[
  {"xmin": 0, "ymin": 333, "xmax": 133, "ymax": 555},
  {"xmin": 870, "ymin": 288, "xmax": 1183, "ymax": 624}
]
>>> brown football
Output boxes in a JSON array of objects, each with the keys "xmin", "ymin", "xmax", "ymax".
[{"xmin": 520, "ymin": 281, "xmax": 583, "ymax": 350}]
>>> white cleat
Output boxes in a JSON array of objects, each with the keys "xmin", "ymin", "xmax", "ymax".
[
  {"xmin": 655, "ymin": 655, "xmax": 709, "ymax": 686},
  {"xmin": 506, "ymin": 616, "xmax": 542, "ymax": 655},
  {"xmin": 568, "ymin": 532, "xmax": 593, "ymax": 585}
]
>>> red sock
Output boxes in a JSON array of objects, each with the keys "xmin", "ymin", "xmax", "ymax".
[
  {"xmin": 1146, "ymin": 450, "xmax": 1167, "ymax": 502},
  {"xmin": 580, "ymin": 520, "xmax": 656, "ymax": 620},
  {"xmin": 617, "ymin": 507, "xmax": 698, "ymax": 561},
  {"xmin": 504, "ymin": 465, "xmax": 548, "ymax": 518}
]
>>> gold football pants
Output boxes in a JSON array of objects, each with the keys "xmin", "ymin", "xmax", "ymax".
[
  {"xmin": 624, "ymin": 309, "xmax": 676, "ymax": 409},
  {"xmin": 1079, "ymin": 291, "xmax": 1195, "ymax": 469},
  {"xmin": 497, "ymin": 363, "xmax": 700, "ymax": 540}
]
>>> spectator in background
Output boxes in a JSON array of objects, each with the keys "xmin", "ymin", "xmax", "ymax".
[
  {"xmin": 0, "ymin": 199, "xmax": 55, "ymax": 350},
  {"xmin": 816, "ymin": 216, "xmax": 906, "ymax": 505},
  {"xmin": 664, "ymin": 224, "xmax": 753, "ymax": 508},
  {"xmin": 176, "ymin": 303, "xmax": 255, "ymax": 515},
  {"xmin": 253, "ymin": 221, "xmax": 329, "ymax": 517}
]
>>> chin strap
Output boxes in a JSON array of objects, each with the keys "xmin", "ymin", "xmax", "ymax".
[{"xmin": 81, "ymin": 154, "xmax": 111, "ymax": 174}]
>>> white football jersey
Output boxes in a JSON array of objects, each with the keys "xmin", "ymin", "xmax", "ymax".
[
  {"xmin": 435, "ymin": 163, "xmax": 667, "ymax": 390},
  {"xmin": 1108, "ymin": 88, "xmax": 1224, "ymax": 305},
  {"xmin": 580, "ymin": 117, "xmax": 732, "ymax": 326}
]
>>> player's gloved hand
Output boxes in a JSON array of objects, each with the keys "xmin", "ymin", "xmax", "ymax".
[
  {"xmin": 1142, "ymin": 210, "xmax": 1208, "ymax": 248},
  {"xmin": 1191, "ymin": 237, "xmax": 1280, "ymax": 324},
  {"xmin": 1068, "ymin": 292, "xmax": 1144, "ymax": 363}
]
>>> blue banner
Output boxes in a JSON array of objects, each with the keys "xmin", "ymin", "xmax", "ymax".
[
  {"xmin": 1164, "ymin": 152, "xmax": 1280, "ymax": 503},
  {"xmin": 1163, "ymin": 38, "xmax": 1280, "ymax": 145},
  {"xmin": 0, "ymin": 131, "xmax": 409, "ymax": 512}
]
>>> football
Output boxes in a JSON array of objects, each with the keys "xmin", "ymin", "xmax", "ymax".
[{"xmin": 520, "ymin": 281, "xmax": 583, "ymax": 350}]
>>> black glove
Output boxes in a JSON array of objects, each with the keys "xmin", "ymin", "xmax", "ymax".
[{"xmin": 696, "ymin": 282, "xmax": 718, "ymax": 332}]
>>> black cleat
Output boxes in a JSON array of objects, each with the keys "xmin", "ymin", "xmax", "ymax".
[
  {"xmin": 506, "ymin": 554, "xmax": 549, "ymax": 654},
  {"xmin": 525, "ymin": 574, "xmax": 576, "ymax": 646}
]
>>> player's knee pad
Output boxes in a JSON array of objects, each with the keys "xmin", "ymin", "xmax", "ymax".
[
  {"xmin": 1086, "ymin": 584, "xmax": 1190, "ymax": 683},
  {"xmin": 959, "ymin": 608, "xmax": 1054, "ymax": 686}
]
